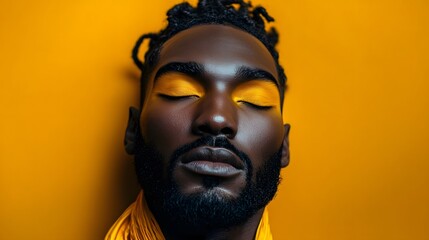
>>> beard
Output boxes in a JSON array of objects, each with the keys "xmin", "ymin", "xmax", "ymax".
[{"xmin": 134, "ymin": 135, "xmax": 282, "ymax": 232}]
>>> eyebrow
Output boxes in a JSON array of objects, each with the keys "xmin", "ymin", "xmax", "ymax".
[
  {"xmin": 235, "ymin": 66, "xmax": 279, "ymax": 87},
  {"xmin": 154, "ymin": 62, "xmax": 279, "ymax": 87},
  {"xmin": 154, "ymin": 62, "xmax": 204, "ymax": 81}
]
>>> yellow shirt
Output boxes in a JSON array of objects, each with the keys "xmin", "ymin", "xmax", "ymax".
[{"xmin": 105, "ymin": 191, "xmax": 273, "ymax": 240}]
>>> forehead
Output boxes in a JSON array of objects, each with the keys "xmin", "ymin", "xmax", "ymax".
[{"xmin": 154, "ymin": 24, "xmax": 278, "ymax": 82}]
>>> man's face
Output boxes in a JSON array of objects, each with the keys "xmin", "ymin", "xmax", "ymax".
[{"xmin": 134, "ymin": 24, "xmax": 288, "ymax": 230}]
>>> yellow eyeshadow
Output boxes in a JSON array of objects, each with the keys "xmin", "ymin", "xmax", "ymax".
[
  {"xmin": 153, "ymin": 73, "xmax": 204, "ymax": 97},
  {"xmin": 233, "ymin": 80, "xmax": 280, "ymax": 110}
]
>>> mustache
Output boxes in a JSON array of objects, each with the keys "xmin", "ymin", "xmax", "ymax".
[{"xmin": 169, "ymin": 136, "xmax": 253, "ymax": 177}]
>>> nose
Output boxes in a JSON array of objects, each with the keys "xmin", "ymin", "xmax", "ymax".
[{"xmin": 191, "ymin": 93, "xmax": 238, "ymax": 139}]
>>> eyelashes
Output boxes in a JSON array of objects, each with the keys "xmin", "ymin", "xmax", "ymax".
[
  {"xmin": 153, "ymin": 73, "xmax": 204, "ymax": 100},
  {"xmin": 157, "ymin": 93, "xmax": 200, "ymax": 100},
  {"xmin": 236, "ymin": 100, "xmax": 273, "ymax": 110},
  {"xmin": 232, "ymin": 83, "xmax": 279, "ymax": 110},
  {"xmin": 157, "ymin": 92, "xmax": 273, "ymax": 110}
]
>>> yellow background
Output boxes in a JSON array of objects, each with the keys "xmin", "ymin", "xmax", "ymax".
[{"xmin": 1, "ymin": 0, "xmax": 428, "ymax": 239}]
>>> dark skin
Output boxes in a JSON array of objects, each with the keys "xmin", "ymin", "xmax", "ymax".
[{"xmin": 126, "ymin": 24, "xmax": 290, "ymax": 240}]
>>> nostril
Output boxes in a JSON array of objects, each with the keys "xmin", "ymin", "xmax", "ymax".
[
  {"xmin": 197, "ymin": 125, "xmax": 211, "ymax": 134},
  {"xmin": 196, "ymin": 124, "xmax": 235, "ymax": 137},
  {"xmin": 220, "ymin": 127, "xmax": 234, "ymax": 137},
  {"xmin": 192, "ymin": 112, "xmax": 237, "ymax": 138}
]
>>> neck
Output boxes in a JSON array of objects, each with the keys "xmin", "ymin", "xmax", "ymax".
[{"xmin": 158, "ymin": 208, "xmax": 265, "ymax": 240}]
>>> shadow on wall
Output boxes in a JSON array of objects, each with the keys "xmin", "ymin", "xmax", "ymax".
[{"xmin": 92, "ymin": 66, "xmax": 142, "ymax": 239}]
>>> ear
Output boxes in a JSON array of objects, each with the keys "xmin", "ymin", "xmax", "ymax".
[
  {"xmin": 280, "ymin": 124, "xmax": 291, "ymax": 168},
  {"xmin": 124, "ymin": 107, "xmax": 141, "ymax": 155}
]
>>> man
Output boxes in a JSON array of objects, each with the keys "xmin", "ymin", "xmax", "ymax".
[{"xmin": 106, "ymin": 0, "xmax": 290, "ymax": 239}]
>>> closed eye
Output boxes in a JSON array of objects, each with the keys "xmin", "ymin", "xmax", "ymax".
[
  {"xmin": 237, "ymin": 100, "xmax": 273, "ymax": 110},
  {"xmin": 157, "ymin": 93, "xmax": 200, "ymax": 101}
]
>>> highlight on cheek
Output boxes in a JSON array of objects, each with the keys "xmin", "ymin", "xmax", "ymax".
[
  {"xmin": 153, "ymin": 73, "xmax": 204, "ymax": 98},
  {"xmin": 233, "ymin": 80, "xmax": 280, "ymax": 111}
]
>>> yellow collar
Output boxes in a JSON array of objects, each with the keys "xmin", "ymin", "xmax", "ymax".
[{"xmin": 105, "ymin": 191, "xmax": 272, "ymax": 240}]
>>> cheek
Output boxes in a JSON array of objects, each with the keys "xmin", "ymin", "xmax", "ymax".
[
  {"xmin": 235, "ymin": 111, "xmax": 284, "ymax": 170},
  {"xmin": 140, "ymin": 99, "xmax": 193, "ymax": 157}
]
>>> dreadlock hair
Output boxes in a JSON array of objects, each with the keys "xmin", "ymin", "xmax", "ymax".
[{"xmin": 132, "ymin": 0, "xmax": 287, "ymax": 106}]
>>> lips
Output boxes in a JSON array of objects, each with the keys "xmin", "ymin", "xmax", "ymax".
[{"xmin": 179, "ymin": 147, "xmax": 245, "ymax": 177}]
